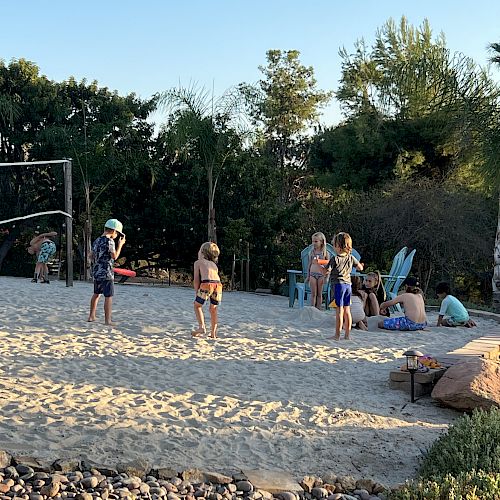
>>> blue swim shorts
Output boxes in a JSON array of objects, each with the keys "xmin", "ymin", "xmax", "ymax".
[
  {"xmin": 334, "ymin": 283, "xmax": 351, "ymax": 307},
  {"xmin": 37, "ymin": 241, "xmax": 56, "ymax": 263},
  {"xmin": 93, "ymin": 279, "xmax": 114, "ymax": 298},
  {"xmin": 383, "ymin": 316, "xmax": 427, "ymax": 331}
]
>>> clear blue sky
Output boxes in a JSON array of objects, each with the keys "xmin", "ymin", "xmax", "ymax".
[{"xmin": 1, "ymin": 0, "xmax": 499, "ymax": 126}]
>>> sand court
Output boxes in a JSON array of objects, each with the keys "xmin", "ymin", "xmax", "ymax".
[{"xmin": 0, "ymin": 276, "xmax": 497, "ymax": 485}]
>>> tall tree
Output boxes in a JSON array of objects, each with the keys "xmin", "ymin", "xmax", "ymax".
[
  {"xmin": 158, "ymin": 86, "xmax": 246, "ymax": 243},
  {"xmin": 487, "ymin": 42, "xmax": 500, "ymax": 312},
  {"xmin": 240, "ymin": 50, "xmax": 332, "ymax": 202}
]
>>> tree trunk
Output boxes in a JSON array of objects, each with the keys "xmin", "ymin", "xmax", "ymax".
[
  {"xmin": 207, "ymin": 167, "xmax": 217, "ymax": 243},
  {"xmin": 83, "ymin": 186, "xmax": 92, "ymax": 281},
  {"xmin": 492, "ymin": 190, "xmax": 500, "ymax": 313}
]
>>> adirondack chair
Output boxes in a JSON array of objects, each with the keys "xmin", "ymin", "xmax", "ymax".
[
  {"xmin": 383, "ymin": 247, "xmax": 408, "ymax": 296},
  {"xmin": 386, "ymin": 249, "xmax": 416, "ymax": 313},
  {"xmin": 288, "ymin": 244, "xmax": 361, "ymax": 308}
]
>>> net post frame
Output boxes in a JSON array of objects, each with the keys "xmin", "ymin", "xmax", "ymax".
[{"xmin": 0, "ymin": 159, "xmax": 73, "ymax": 287}]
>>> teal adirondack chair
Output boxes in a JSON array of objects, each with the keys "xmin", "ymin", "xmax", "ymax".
[
  {"xmin": 383, "ymin": 247, "xmax": 408, "ymax": 296},
  {"xmin": 386, "ymin": 249, "xmax": 416, "ymax": 313},
  {"xmin": 288, "ymin": 244, "xmax": 361, "ymax": 308}
]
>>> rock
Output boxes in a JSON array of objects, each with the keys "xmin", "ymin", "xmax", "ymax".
[
  {"xmin": 139, "ymin": 484, "xmax": 150, "ymax": 495},
  {"xmin": 353, "ymin": 490, "xmax": 370, "ymax": 500},
  {"xmin": 326, "ymin": 495, "xmax": 342, "ymax": 500},
  {"xmin": 432, "ymin": 358, "xmax": 500, "ymax": 410},
  {"xmin": 311, "ymin": 488, "xmax": 328, "ymax": 499},
  {"xmin": 81, "ymin": 477, "xmax": 98, "ymax": 489},
  {"xmin": 372, "ymin": 484, "xmax": 386, "ymax": 495},
  {"xmin": 14, "ymin": 457, "xmax": 51, "ymax": 473},
  {"xmin": 338, "ymin": 477, "xmax": 356, "ymax": 493},
  {"xmin": 235, "ymin": 482, "xmax": 253, "ymax": 493},
  {"xmin": 355, "ymin": 480, "xmax": 375, "ymax": 494},
  {"xmin": 116, "ymin": 459, "xmax": 150, "ymax": 479},
  {"xmin": 300, "ymin": 477, "xmax": 316, "ymax": 493},
  {"xmin": 156, "ymin": 469, "xmax": 179, "ymax": 481},
  {"xmin": 0, "ymin": 485, "xmax": 10, "ymax": 494},
  {"xmin": 342, "ymin": 496, "xmax": 358, "ymax": 500},
  {"xmin": 203, "ymin": 472, "xmax": 232, "ymax": 485},
  {"xmin": 53, "ymin": 460, "xmax": 80, "ymax": 474},
  {"xmin": 16, "ymin": 466, "xmax": 34, "ymax": 477},
  {"xmin": 227, "ymin": 485, "xmax": 237, "ymax": 494},
  {"xmin": 75, "ymin": 494, "xmax": 93, "ymax": 500},
  {"xmin": 242, "ymin": 471, "xmax": 302, "ymax": 495},
  {"xmin": 181, "ymin": 470, "xmax": 205, "ymax": 484},
  {"xmin": 277, "ymin": 493, "xmax": 296, "ymax": 500},
  {"xmin": 166, "ymin": 493, "xmax": 180, "ymax": 500},
  {"xmin": 333, "ymin": 483, "xmax": 343, "ymax": 494},
  {"xmin": 41, "ymin": 482, "xmax": 61, "ymax": 498},
  {"xmin": 0, "ymin": 451, "xmax": 12, "ymax": 469},
  {"xmin": 321, "ymin": 474, "xmax": 337, "ymax": 486}
]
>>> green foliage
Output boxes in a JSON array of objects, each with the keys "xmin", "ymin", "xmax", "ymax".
[
  {"xmin": 389, "ymin": 471, "xmax": 500, "ymax": 500},
  {"xmin": 419, "ymin": 407, "xmax": 500, "ymax": 479}
]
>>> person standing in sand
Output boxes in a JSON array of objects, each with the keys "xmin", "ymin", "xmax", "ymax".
[
  {"xmin": 378, "ymin": 277, "xmax": 427, "ymax": 331},
  {"xmin": 192, "ymin": 242, "xmax": 222, "ymax": 339},
  {"xmin": 88, "ymin": 219, "xmax": 126, "ymax": 325},
  {"xmin": 324, "ymin": 232, "xmax": 364, "ymax": 341},
  {"xmin": 28, "ymin": 231, "xmax": 57, "ymax": 283}
]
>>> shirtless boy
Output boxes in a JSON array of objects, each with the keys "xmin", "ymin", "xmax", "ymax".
[
  {"xmin": 28, "ymin": 231, "xmax": 57, "ymax": 283},
  {"xmin": 378, "ymin": 277, "xmax": 427, "ymax": 331},
  {"xmin": 192, "ymin": 242, "xmax": 222, "ymax": 339}
]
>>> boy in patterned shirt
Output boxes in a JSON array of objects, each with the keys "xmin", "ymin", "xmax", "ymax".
[{"xmin": 88, "ymin": 219, "xmax": 126, "ymax": 325}]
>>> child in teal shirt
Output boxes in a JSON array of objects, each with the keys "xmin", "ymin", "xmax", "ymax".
[{"xmin": 435, "ymin": 282, "xmax": 476, "ymax": 327}]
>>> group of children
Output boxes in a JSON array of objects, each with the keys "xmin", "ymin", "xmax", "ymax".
[
  {"xmin": 74, "ymin": 219, "xmax": 475, "ymax": 340},
  {"xmin": 306, "ymin": 231, "xmax": 476, "ymax": 340}
]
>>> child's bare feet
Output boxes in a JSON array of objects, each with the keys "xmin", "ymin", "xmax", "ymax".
[
  {"xmin": 191, "ymin": 327, "xmax": 206, "ymax": 337},
  {"xmin": 87, "ymin": 317, "xmax": 96, "ymax": 322},
  {"xmin": 344, "ymin": 335, "xmax": 351, "ymax": 340},
  {"xmin": 105, "ymin": 321, "xmax": 117, "ymax": 326},
  {"xmin": 329, "ymin": 335, "xmax": 341, "ymax": 341}
]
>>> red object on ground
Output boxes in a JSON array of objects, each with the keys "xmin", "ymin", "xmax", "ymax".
[
  {"xmin": 114, "ymin": 268, "xmax": 136, "ymax": 277},
  {"xmin": 317, "ymin": 259, "xmax": 329, "ymax": 266}
]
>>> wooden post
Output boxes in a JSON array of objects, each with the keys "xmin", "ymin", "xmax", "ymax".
[
  {"xmin": 63, "ymin": 160, "xmax": 73, "ymax": 287},
  {"xmin": 240, "ymin": 256, "xmax": 244, "ymax": 291},
  {"xmin": 231, "ymin": 253, "xmax": 236, "ymax": 291},
  {"xmin": 246, "ymin": 241, "xmax": 250, "ymax": 292}
]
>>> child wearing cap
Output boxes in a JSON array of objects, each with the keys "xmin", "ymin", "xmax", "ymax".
[
  {"xmin": 88, "ymin": 219, "xmax": 126, "ymax": 325},
  {"xmin": 378, "ymin": 277, "xmax": 427, "ymax": 331}
]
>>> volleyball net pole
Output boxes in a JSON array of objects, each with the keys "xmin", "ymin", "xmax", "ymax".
[{"xmin": 0, "ymin": 159, "xmax": 73, "ymax": 287}]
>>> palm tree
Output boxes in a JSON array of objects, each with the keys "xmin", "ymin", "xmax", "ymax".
[
  {"xmin": 488, "ymin": 42, "xmax": 500, "ymax": 312},
  {"xmin": 158, "ymin": 85, "xmax": 248, "ymax": 243}
]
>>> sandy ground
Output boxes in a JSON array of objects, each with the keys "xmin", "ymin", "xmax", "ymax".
[{"xmin": 0, "ymin": 276, "xmax": 498, "ymax": 486}]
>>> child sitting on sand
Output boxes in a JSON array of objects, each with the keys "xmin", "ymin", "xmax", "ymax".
[
  {"xmin": 362, "ymin": 271, "xmax": 387, "ymax": 316},
  {"xmin": 378, "ymin": 277, "xmax": 427, "ymax": 331},
  {"xmin": 435, "ymin": 282, "xmax": 476, "ymax": 327},
  {"xmin": 192, "ymin": 242, "xmax": 222, "ymax": 339},
  {"xmin": 351, "ymin": 276, "xmax": 368, "ymax": 330}
]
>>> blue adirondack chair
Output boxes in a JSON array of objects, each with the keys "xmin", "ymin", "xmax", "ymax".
[
  {"xmin": 386, "ymin": 249, "xmax": 416, "ymax": 313},
  {"xmin": 288, "ymin": 244, "xmax": 361, "ymax": 308},
  {"xmin": 383, "ymin": 247, "xmax": 408, "ymax": 296}
]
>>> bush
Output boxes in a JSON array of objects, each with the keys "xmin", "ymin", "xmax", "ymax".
[
  {"xmin": 389, "ymin": 471, "xmax": 500, "ymax": 500},
  {"xmin": 419, "ymin": 407, "xmax": 500, "ymax": 479}
]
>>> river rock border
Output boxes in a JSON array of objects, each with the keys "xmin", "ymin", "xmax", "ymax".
[{"xmin": 0, "ymin": 452, "xmax": 387, "ymax": 500}]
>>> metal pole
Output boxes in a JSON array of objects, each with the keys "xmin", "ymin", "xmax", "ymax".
[
  {"xmin": 63, "ymin": 160, "xmax": 73, "ymax": 287},
  {"xmin": 410, "ymin": 371, "xmax": 415, "ymax": 403},
  {"xmin": 246, "ymin": 242, "xmax": 250, "ymax": 292}
]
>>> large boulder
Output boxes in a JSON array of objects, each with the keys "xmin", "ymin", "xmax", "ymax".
[{"xmin": 431, "ymin": 358, "xmax": 500, "ymax": 411}]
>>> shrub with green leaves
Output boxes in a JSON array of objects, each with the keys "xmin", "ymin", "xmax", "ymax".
[
  {"xmin": 419, "ymin": 407, "xmax": 500, "ymax": 478},
  {"xmin": 389, "ymin": 471, "xmax": 500, "ymax": 500}
]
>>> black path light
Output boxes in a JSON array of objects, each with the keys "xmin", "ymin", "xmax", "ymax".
[{"xmin": 403, "ymin": 349, "xmax": 423, "ymax": 403}]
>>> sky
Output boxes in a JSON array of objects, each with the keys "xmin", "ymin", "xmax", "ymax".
[{"xmin": 1, "ymin": 0, "xmax": 500, "ymax": 127}]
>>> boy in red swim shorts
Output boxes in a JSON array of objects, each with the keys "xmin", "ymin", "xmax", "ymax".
[{"xmin": 192, "ymin": 242, "xmax": 222, "ymax": 339}]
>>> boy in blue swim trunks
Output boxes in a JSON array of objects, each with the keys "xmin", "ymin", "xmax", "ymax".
[
  {"xmin": 88, "ymin": 219, "xmax": 126, "ymax": 325},
  {"xmin": 324, "ymin": 232, "xmax": 364, "ymax": 340},
  {"xmin": 378, "ymin": 277, "xmax": 427, "ymax": 331}
]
